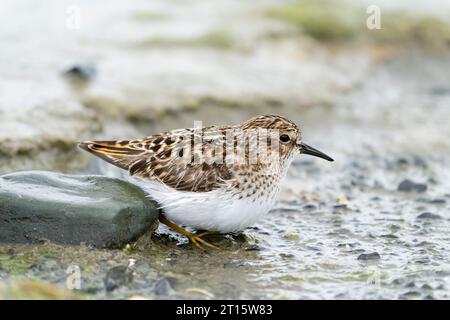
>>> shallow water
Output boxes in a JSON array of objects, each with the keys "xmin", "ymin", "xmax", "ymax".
[{"xmin": 1, "ymin": 152, "xmax": 450, "ymax": 299}]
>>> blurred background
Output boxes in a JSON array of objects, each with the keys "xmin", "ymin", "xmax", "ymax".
[
  {"xmin": 1, "ymin": 0, "xmax": 449, "ymax": 174},
  {"xmin": 1, "ymin": 0, "xmax": 450, "ymax": 299}
]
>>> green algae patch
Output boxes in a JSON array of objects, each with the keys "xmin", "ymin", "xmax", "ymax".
[
  {"xmin": 265, "ymin": 0, "xmax": 360, "ymax": 41},
  {"xmin": 0, "ymin": 280, "xmax": 83, "ymax": 300},
  {"xmin": 136, "ymin": 31, "xmax": 236, "ymax": 50},
  {"xmin": 0, "ymin": 255, "xmax": 34, "ymax": 275},
  {"xmin": 373, "ymin": 13, "xmax": 450, "ymax": 51},
  {"xmin": 132, "ymin": 11, "xmax": 168, "ymax": 22},
  {"xmin": 265, "ymin": 0, "xmax": 450, "ymax": 50}
]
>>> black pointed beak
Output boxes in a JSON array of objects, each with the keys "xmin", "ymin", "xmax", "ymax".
[{"xmin": 299, "ymin": 143, "xmax": 334, "ymax": 162}]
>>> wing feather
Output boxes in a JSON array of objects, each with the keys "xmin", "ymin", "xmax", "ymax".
[{"xmin": 79, "ymin": 128, "xmax": 233, "ymax": 192}]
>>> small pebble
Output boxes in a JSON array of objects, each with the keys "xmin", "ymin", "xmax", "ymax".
[
  {"xmin": 224, "ymin": 260, "xmax": 246, "ymax": 268},
  {"xmin": 416, "ymin": 212, "xmax": 442, "ymax": 220},
  {"xmin": 283, "ymin": 232, "xmax": 300, "ymax": 241},
  {"xmin": 337, "ymin": 242, "xmax": 356, "ymax": 248},
  {"xmin": 380, "ymin": 234, "xmax": 398, "ymax": 239},
  {"xmin": 357, "ymin": 252, "xmax": 381, "ymax": 261},
  {"xmin": 429, "ymin": 87, "xmax": 450, "ymax": 96},
  {"xmin": 391, "ymin": 278, "xmax": 405, "ymax": 285},
  {"xmin": 245, "ymin": 244, "xmax": 263, "ymax": 251},
  {"xmin": 133, "ymin": 260, "xmax": 150, "ymax": 274},
  {"xmin": 428, "ymin": 198, "xmax": 446, "ymax": 204},
  {"xmin": 417, "ymin": 198, "xmax": 446, "ymax": 205},
  {"xmin": 398, "ymin": 179, "xmax": 427, "ymax": 192},
  {"xmin": 63, "ymin": 64, "xmax": 96, "ymax": 81},
  {"xmin": 421, "ymin": 284, "xmax": 433, "ymax": 290},
  {"xmin": 104, "ymin": 266, "xmax": 133, "ymax": 292},
  {"xmin": 153, "ymin": 277, "xmax": 175, "ymax": 296},
  {"xmin": 399, "ymin": 291, "xmax": 421, "ymax": 299}
]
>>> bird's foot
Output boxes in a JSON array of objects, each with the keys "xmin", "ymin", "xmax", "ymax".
[
  {"xmin": 188, "ymin": 233, "xmax": 219, "ymax": 251},
  {"xmin": 158, "ymin": 212, "xmax": 218, "ymax": 251}
]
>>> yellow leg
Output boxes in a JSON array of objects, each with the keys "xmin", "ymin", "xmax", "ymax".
[{"xmin": 158, "ymin": 213, "xmax": 218, "ymax": 251}]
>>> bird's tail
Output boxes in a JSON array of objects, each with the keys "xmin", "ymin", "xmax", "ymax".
[{"xmin": 78, "ymin": 140, "xmax": 145, "ymax": 171}]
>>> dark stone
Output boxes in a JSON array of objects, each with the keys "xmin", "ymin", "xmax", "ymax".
[
  {"xmin": 414, "ymin": 241, "xmax": 432, "ymax": 247},
  {"xmin": 414, "ymin": 258, "xmax": 430, "ymax": 264},
  {"xmin": 429, "ymin": 87, "xmax": 450, "ymax": 96},
  {"xmin": 63, "ymin": 64, "xmax": 96, "ymax": 81},
  {"xmin": 412, "ymin": 156, "xmax": 427, "ymax": 168},
  {"xmin": 416, "ymin": 198, "xmax": 446, "ymax": 205},
  {"xmin": 333, "ymin": 204, "xmax": 348, "ymax": 210},
  {"xmin": 391, "ymin": 278, "xmax": 405, "ymax": 285},
  {"xmin": 279, "ymin": 253, "xmax": 294, "ymax": 259},
  {"xmin": 153, "ymin": 277, "xmax": 175, "ymax": 296},
  {"xmin": 396, "ymin": 157, "xmax": 409, "ymax": 165},
  {"xmin": 397, "ymin": 179, "xmax": 427, "ymax": 192},
  {"xmin": 230, "ymin": 233, "xmax": 248, "ymax": 242},
  {"xmin": 104, "ymin": 266, "xmax": 133, "ymax": 292},
  {"xmin": 133, "ymin": 260, "xmax": 151, "ymax": 274},
  {"xmin": 380, "ymin": 234, "xmax": 399, "ymax": 239},
  {"xmin": 245, "ymin": 244, "xmax": 263, "ymax": 251},
  {"xmin": 399, "ymin": 291, "xmax": 421, "ymax": 299},
  {"xmin": 306, "ymin": 245, "xmax": 321, "ymax": 251},
  {"xmin": 0, "ymin": 171, "xmax": 158, "ymax": 248},
  {"xmin": 427, "ymin": 198, "xmax": 446, "ymax": 204},
  {"xmin": 224, "ymin": 260, "xmax": 247, "ymax": 268},
  {"xmin": 337, "ymin": 242, "xmax": 357, "ymax": 248},
  {"xmin": 357, "ymin": 252, "xmax": 381, "ymax": 261},
  {"xmin": 416, "ymin": 212, "xmax": 442, "ymax": 220}
]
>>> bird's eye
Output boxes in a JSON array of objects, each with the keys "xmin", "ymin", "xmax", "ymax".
[{"xmin": 280, "ymin": 134, "xmax": 290, "ymax": 143}]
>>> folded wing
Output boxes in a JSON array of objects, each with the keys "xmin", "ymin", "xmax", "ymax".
[{"xmin": 78, "ymin": 130, "xmax": 233, "ymax": 192}]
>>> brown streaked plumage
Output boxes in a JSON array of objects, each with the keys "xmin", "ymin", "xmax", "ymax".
[{"xmin": 79, "ymin": 114, "xmax": 333, "ymax": 250}]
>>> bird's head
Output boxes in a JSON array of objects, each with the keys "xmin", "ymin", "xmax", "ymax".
[{"xmin": 242, "ymin": 114, "xmax": 334, "ymax": 163}]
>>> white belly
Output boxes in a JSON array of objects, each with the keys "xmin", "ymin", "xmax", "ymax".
[{"xmin": 131, "ymin": 178, "xmax": 278, "ymax": 233}]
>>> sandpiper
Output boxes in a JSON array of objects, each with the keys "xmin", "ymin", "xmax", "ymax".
[{"xmin": 79, "ymin": 114, "xmax": 333, "ymax": 250}]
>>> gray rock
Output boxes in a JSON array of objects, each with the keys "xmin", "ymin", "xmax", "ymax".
[
  {"xmin": 223, "ymin": 260, "xmax": 247, "ymax": 269},
  {"xmin": 133, "ymin": 260, "xmax": 151, "ymax": 274},
  {"xmin": 357, "ymin": 252, "xmax": 381, "ymax": 261},
  {"xmin": 416, "ymin": 212, "xmax": 442, "ymax": 220},
  {"xmin": 397, "ymin": 179, "xmax": 427, "ymax": 192},
  {"xmin": 427, "ymin": 198, "xmax": 446, "ymax": 204},
  {"xmin": 63, "ymin": 64, "xmax": 96, "ymax": 82},
  {"xmin": 152, "ymin": 277, "xmax": 176, "ymax": 296},
  {"xmin": 429, "ymin": 87, "xmax": 450, "ymax": 96},
  {"xmin": 104, "ymin": 266, "xmax": 133, "ymax": 292},
  {"xmin": 416, "ymin": 198, "xmax": 446, "ymax": 205},
  {"xmin": 380, "ymin": 234, "xmax": 399, "ymax": 239},
  {"xmin": 0, "ymin": 171, "xmax": 158, "ymax": 248}
]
